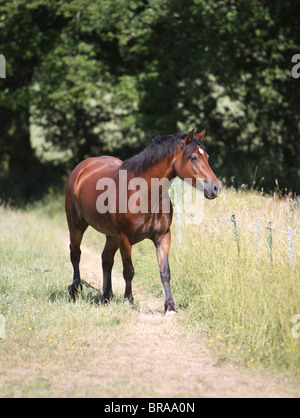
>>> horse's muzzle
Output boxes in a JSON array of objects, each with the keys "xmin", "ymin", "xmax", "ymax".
[{"xmin": 204, "ymin": 182, "xmax": 222, "ymax": 200}]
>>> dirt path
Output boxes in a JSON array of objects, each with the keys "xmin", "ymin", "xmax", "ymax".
[{"xmin": 70, "ymin": 236, "xmax": 299, "ymax": 398}]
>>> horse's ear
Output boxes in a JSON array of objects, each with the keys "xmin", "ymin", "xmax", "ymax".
[
  {"xmin": 182, "ymin": 129, "xmax": 195, "ymax": 147},
  {"xmin": 196, "ymin": 129, "xmax": 206, "ymax": 141}
]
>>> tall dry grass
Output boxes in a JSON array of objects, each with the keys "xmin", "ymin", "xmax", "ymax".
[{"xmin": 133, "ymin": 188, "xmax": 300, "ymax": 372}]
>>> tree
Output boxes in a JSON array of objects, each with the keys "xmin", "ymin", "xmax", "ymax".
[
  {"xmin": 0, "ymin": 0, "xmax": 69, "ymax": 200},
  {"xmin": 0, "ymin": 0, "xmax": 299, "ymax": 202}
]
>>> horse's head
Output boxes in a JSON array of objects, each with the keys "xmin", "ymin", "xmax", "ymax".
[{"xmin": 173, "ymin": 129, "xmax": 222, "ymax": 200}]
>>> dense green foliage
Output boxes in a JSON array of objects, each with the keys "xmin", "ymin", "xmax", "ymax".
[{"xmin": 0, "ymin": 0, "xmax": 299, "ymax": 202}]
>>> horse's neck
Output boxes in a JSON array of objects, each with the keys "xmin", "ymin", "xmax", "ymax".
[{"xmin": 141, "ymin": 159, "xmax": 176, "ymax": 184}]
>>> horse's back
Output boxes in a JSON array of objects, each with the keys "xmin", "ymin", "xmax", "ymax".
[{"xmin": 67, "ymin": 156, "xmax": 121, "ymax": 192}]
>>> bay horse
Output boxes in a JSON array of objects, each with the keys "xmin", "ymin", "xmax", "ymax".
[{"xmin": 65, "ymin": 129, "xmax": 221, "ymax": 313}]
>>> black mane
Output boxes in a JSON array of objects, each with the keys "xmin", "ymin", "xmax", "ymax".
[{"xmin": 121, "ymin": 133, "xmax": 205, "ymax": 175}]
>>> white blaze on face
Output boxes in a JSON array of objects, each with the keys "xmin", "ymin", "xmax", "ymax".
[{"xmin": 198, "ymin": 146, "xmax": 204, "ymax": 156}]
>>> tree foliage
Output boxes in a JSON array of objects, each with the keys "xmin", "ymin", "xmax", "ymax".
[{"xmin": 0, "ymin": 0, "xmax": 299, "ymax": 201}]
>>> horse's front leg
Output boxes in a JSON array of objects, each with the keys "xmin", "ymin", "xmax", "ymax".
[
  {"xmin": 154, "ymin": 230, "xmax": 176, "ymax": 314},
  {"xmin": 119, "ymin": 233, "xmax": 135, "ymax": 303}
]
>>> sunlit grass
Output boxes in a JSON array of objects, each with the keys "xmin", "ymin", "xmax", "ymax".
[
  {"xmin": 0, "ymin": 186, "xmax": 299, "ymax": 397},
  {"xmin": 132, "ymin": 188, "xmax": 300, "ymax": 373},
  {"xmin": 0, "ymin": 206, "xmax": 134, "ymax": 397}
]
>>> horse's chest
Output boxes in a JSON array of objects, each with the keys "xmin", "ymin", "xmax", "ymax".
[{"xmin": 127, "ymin": 213, "xmax": 172, "ymax": 242}]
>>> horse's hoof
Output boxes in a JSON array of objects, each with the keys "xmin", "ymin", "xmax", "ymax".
[
  {"xmin": 68, "ymin": 283, "xmax": 82, "ymax": 301},
  {"xmin": 124, "ymin": 296, "xmax": 134, "ymax": 305},
  {"xmin": 165, "ymin": 309, "xmax": 178, "ymax": 317},
  {"xmin": 102, "ymin": 292, "xmax": 113, "ymax": 304},
  {"xmin": 164, "ymin": 301, "xmax": 177, "ymax": 315}
]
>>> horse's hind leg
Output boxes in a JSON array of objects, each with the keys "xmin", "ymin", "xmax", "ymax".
[
  {"xmin": 102, "ymin": 236, "xmax": 119, "ymax": 303},
  {"xmin": 67, "ymin": 216, "xmax": 88, "ymax": 301}
]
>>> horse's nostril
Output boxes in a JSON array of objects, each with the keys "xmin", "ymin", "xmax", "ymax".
[{"xmin": 213, "ymin": 183, "xmax": 221, "ymax": 196}]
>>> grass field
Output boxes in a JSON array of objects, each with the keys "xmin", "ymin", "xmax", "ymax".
[
  {"xmin": 132, "ymin": 187, "xmax": 300, "ymax": 372},
  {"xmin": 0, "ymin": 196, "xmax": 136, "ymax": 397},
  {"xmin": 0, "ymin": 187, "xmax": 299, "ymax": 397}
]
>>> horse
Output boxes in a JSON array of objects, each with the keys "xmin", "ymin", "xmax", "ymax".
[{"xmin": 65, "ymin": 129, "xmax": 222, "ymax": 313}]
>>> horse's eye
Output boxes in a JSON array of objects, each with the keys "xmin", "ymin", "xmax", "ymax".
[{"xmin": 190, "ymin": 155, "xmax": 198, "ymax": 163}]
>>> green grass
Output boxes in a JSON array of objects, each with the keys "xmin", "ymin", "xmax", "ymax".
[
  {"xmin": 130, "ymin": 188, "xmax": 300, "ymax": 373},
  {"xmin": 0, "ymin": 187, "xmax": 299, "ymax": 398},
  {"xmin": 0, "ymin": 204, "xmax": 134, "ymax": 397}
]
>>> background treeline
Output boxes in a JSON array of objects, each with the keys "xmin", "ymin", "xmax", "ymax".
[{"xmin": 0, "ymin": 0, "xmax": 299, "ymax": 203}]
